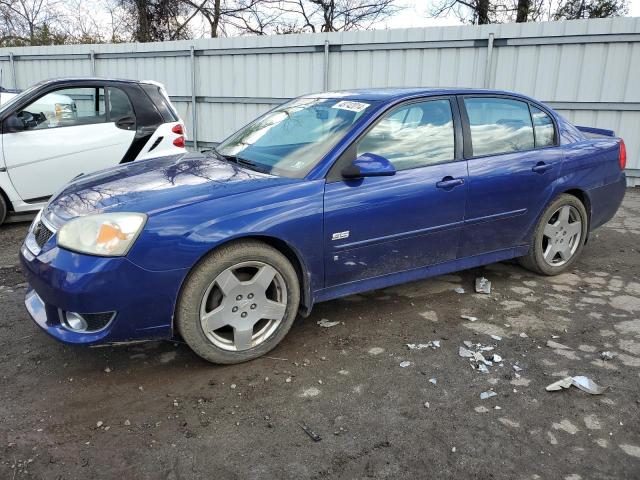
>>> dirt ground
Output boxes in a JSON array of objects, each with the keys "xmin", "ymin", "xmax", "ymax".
[{"xmin": 1, "ymin": 190, "xmax": 640, "ymax": 480}]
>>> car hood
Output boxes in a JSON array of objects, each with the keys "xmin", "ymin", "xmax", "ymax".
[{"xmin": 45, "ymin": 153, "xmax": 299, "ymax": 224}]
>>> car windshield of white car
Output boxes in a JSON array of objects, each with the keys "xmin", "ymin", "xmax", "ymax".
[{"xmin": 215, "ymin": 97, "xmax": 379, "ymax": 178}]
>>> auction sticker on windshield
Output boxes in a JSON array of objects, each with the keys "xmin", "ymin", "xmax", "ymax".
[{"xmin": 331, "ymin": 100, "xmax": 370, "ymax": 112}]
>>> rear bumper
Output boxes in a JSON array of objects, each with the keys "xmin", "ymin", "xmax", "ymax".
[
  {"xmin": 20, "ymin": 242, "xmax": 188, "ymax": 345},
  {"xmin": 588, "ymin": 171, "xmax": 626, "ymax": 230}
]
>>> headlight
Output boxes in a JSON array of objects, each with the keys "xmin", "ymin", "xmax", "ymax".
[{"xmin": 58, "ymin": 213, "xmax": 146, "ymax": 256}]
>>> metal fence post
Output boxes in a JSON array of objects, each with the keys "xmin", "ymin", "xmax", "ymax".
[
  {"xmin": 484, "ymin": 33, "xmax": 494, "ymax": 88},
  {"xmin": 190, "ymin": 45, "xmax": 198, "ymax": 150},
  {"xmin": 323, "ymin": 40, "xmax": 330, "ymax": 91},
  {"xmin": 9, "ymin": 52, "xmax": 16, "ymax": 89},
  {"xmin": 90, "ymin": 50, "xmax": 96, "ymax": 76}
]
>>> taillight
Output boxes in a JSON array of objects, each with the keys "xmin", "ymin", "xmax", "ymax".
[
  {"xmin": 619, "ymin": 139, "xmax": 627, "ymax": 170},
  {"xmin": 172, "ymin": 123, "xmax": 185, "ymax": 148},
  {"xmin": 173, "ymin": 136, "xmax": 185, "ymax": 148}
]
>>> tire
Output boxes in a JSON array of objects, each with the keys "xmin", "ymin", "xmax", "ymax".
[
  {"xmin": 176, "ymin": 239, "xmax": 300, "ymax": 364},
  {"xmin": 519, "ymin": 193, "xmax": 588, "ymax": 276},
  {"xmin": 0, "ymin": 194, "xmax": 7, "ymax": 225}
]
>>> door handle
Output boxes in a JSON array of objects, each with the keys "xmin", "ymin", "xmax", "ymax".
[
  {"xmin": 532, "ymin": 162, "xmax": 552, "ymax": 173},
  {"xmin": 436, "ymin": 176, "xmax": 464, "ymax": 189},
  {"xmin": 115, "ymin": 116, "xmax": 136, "ymax": 130}
]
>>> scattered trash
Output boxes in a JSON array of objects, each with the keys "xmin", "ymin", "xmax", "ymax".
[
  {"xmin": 96, "ymin": 421, "xmax": 104, "ymax": 428},
  {"xmin": 406, "ymin": 340, "xmax": 440, "ymax": 350},
  {"xmin": 423, "ymin": 401, "xmax": 430, "ymax": 408},
  {"xmin": 519, "ymin": 332, "xmax": 529, "ymax": 338},
  {"xmin": 600, "ymin": 351, "xmax": 616, "ymax": 361},
  {"xmin": 492, "ymin": 354, "xmax": 502, "ymax": 363},
  {"xmin": 317, "ymin": 319, "xmax": 340, "ymax": 328},
  {"xmin": 477, "ymin": 364, "xmax": 489, "ymax": 374},
  {"xmin": 458, "ymin": 346, "xmax": 474, "ymax": 358},
  {"xmin": 572, "ymin": 376, "xmax": 607, "ymax": 395},
  {"xmin": 399, "ymin": 361, "xmax": 411, "ymax": 368},
  {"xmin": 475, "ymin": 277, "xmax": 491, "ymax": 294},
  {"xmin": 429, "ymin": 378, "xmax": 437, "ymax": 385},
  {"xmin": 124, "ymin": 419, "xmax": 131, "ymax": 426},
  {"xmin": 454, "ymin": 287, "xmax": 465, "ymax": 294},
  {"xmin": 104, "ymin": 367, "xmax": 112, "ymax": 373},
  {"xmin": 460, "ymin": 315, "xmax": 478, "ymax": 322},
  {"xmin": 547, "ymin": 340, "xmax": 570, "ymax": 350},
  {"xmin": 480, "ymin": 391, "xmax": 497, "ymax": 400},
  {"xmin": 546, "ymin": 376, "xmax": 607, "ymax": 395},
  {"xmin": 490, "ymin": 335, "xmax": 502, "ymax": 341},
  {"xmin": 299, "ymin": 423, "xmax": 322, "ymax": 442},
  {"xmin": 513, "ymin": 365, "xmax": 523, "ymax": 372}
]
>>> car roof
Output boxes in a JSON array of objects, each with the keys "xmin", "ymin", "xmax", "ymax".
[
  {"xmin": 302, "ymin": 87, "xmax": 532, "ymax": 102},
  {"xmin": 31, "ymin": 77, "xmax": 159, "ymax": 88}
]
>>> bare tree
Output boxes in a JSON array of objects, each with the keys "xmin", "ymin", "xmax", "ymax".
[
  {"xmin": 118, "ymin": 0, "xmax": 193, "ymax": 42},
  {"xmin": 0, "ymin": 0, "xmax": 65, "ymax": 45},
  {"xmin": 553, "ymin": 0, "xmax": 627, "ymax": 19},
  {"xmin": 271, "ymin": 0, "xmax": 400, "ymax": 32}
]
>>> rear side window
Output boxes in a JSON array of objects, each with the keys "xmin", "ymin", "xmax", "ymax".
[
  {"xmin": 107, "ymin": 87, "xmax": 134, "ymax": 120},
  {"xmin": 464, "ymin": 98, "xmax": 534, "ymax": 156},
  {"xmin": 530, "ymin": 105, "xmax": 555, "ymax": 147},
  {"xmin": 141, "ymin": 84, "xmax": 178, "ymax": 122},
  {"xmin": 357, "ymin": 99, "xmax": 455, "ymax": 170}
]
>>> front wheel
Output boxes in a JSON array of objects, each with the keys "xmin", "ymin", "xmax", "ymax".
[
  {"xmin": 176, "ymin": 240, "xmax": 300, "ymax": 364},
  {"xmin": 519, "ymin": 194, "xmax": 588, "ymax": 275},
  {"xmin": 0, "ymin": 194, "xmax": 6, "ymax": 225}
]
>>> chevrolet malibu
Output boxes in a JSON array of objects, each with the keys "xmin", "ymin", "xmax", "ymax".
[{"xmin": 21, "ymin": 88, "xmax": 626, "ymax": 364}]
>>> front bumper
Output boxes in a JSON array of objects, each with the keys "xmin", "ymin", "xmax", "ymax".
[{"xmin": 20, "ymin": 240, "xmax": 189, "ymax": 345}]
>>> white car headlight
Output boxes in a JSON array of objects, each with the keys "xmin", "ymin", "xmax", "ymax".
[{"xmin": 58, "ymin": 213, "xmax": 147, "ymax": 256}]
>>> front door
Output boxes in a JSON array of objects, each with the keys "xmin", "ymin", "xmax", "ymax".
[
  {"xmin": 458, "ymin": 96, "xmax": 564, "ymax": 256},
  {"xmin": 2, "ymin": 86, "xmax": 135, "ymax": 202},
  {"xmin": 324, "ymin": 97, "xmax": 468, "ymax": 287}
]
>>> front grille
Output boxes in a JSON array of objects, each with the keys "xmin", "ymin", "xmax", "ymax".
[{"xmin": 33, "ymin": 221, "xmax": 53, "ymax": 248}]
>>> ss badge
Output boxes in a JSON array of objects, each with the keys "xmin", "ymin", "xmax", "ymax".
[{"xmin": 331, "ymin": 231, "xmax": 350, "ymax": 241}]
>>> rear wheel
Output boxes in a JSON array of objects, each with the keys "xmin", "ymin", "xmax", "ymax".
[
  {"xmin": 176, "ymin": 240, "xmax": 300, "ymax": 364},
  {"xmin": 0, "ymin": 195, "xmax": 7, "ymax": 225},
  {"xmin": 519, "ymin": 194, "xmax": 588, "ymax": 275}
]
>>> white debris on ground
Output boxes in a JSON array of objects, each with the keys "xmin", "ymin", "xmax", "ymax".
[
  {"xmin": 458, "ymin": 339, "xmax": 508, "ymax": 374},
  {"xmin": 399, "ymin": 361, "xmax": 411, "ymax": 368},
  {"xmin": 454, "ymin": 287, "xmax": 465, "ymax": 294},
  {"xmin": 317, "ymin": 319, "xmax": 340, "ymax": 328},
  {"xmin": 546, "ymin": 375, "xmax": 607, "ymax": 394},
  {"xmin": 480, "ymin": 391, "xmax": 497, "ymax": 400},
  {"xmin": 460, "ymin": 315, "xmax": 478, "ymax": 322},
  {"xmin": 475, "ymin": 277, "xmax": 491, "ymax": 294},
  {"xmin": 600, "ymin": 351, "xmax": 616, "ymax": 360},
  {"xmin": 406, "ymin": 340, "xmax": 441, "ymax": 350}
]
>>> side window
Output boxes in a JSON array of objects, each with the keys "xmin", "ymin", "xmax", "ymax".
[
  {"xmin": 464, "ymin": 98, "xmax": 534, "ymax": 156},
  {"xmin": 108, "ymin": 87, "xmax": 134, "ymax": 120},
  {"xmin": 530, "ymin": 105, "xmax": 555, "ymax": 147},
  {"xmin": 18, "ymin": 87, "xmax": 105, "ymax": 130},
  {"xmin": 357, "ymin": 99, "xmax": 455, "ymax": 171}
]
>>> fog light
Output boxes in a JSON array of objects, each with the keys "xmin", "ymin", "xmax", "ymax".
[{"xmin": 63, "ymin": 312, "xmax": 88, "ymax": 332}]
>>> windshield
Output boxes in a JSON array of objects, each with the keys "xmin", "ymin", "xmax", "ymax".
[
  {"xmin": 0, "ymin": 82, "xmax": 43, "ymax": 114},
  {"xmin": 215, "ymin": 97, "xmax": 379, "ymax": 178}
]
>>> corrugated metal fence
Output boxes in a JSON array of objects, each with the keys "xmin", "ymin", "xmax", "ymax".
[{"xmin": 0, "ymin": 17, "xmax": 639, "ymax": 184}]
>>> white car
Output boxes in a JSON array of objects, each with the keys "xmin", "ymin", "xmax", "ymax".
[{"xmin": 0, "ymin": 78, "xmax": 186, "ymax": 223}]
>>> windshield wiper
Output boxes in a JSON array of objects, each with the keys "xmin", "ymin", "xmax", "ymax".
[{"xmin": 212, "ymin": 148, "xmax": 268, "ymax": 173}]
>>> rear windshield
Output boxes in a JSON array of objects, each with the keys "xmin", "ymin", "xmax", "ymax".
[{"xmin": 141, "ymin": 83, "xmax": 178, "ymax": 122}]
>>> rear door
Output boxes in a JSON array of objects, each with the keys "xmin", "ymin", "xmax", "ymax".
[
  {"xmin": 459, "ymin": 96, "xmax": 563, "ymax": 256},
  {"xmin": 323, "ymin": 97, "xmax": 468, "ymax": 287},
  {"xmin": 2, "ymin": 85, "xmax": 136, "ymax": 202}
]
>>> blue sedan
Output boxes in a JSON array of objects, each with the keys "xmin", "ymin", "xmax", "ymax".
[{"xmin": 20, "ymin": 88, "xmax": 626, "ymax": 363}]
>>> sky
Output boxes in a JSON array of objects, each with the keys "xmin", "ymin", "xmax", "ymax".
[{"xmin": 381, "ymin": 0, "xmax": 640, "ymax": 29}]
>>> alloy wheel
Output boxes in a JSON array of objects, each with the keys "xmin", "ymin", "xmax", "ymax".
[
  {"xmin": 199, "ymin": 261, "xmax": 287, "ymax": 351},
  {"xmin": 541, "ymin": 205, "xmax": 582, "ymax": 267}
]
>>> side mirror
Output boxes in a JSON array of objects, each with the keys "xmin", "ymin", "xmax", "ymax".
[
  {"xmin": 341, "ymin": 153, "xmax": 396, "ymax": 179},
  {"xmin": 3, "ymin": 112, "xmax": 26, "ymax": 133}
]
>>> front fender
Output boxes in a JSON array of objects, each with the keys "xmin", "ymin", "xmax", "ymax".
[{"xmin": 127, "ymin": 179, "xmax": 326, "ymax": 294}]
